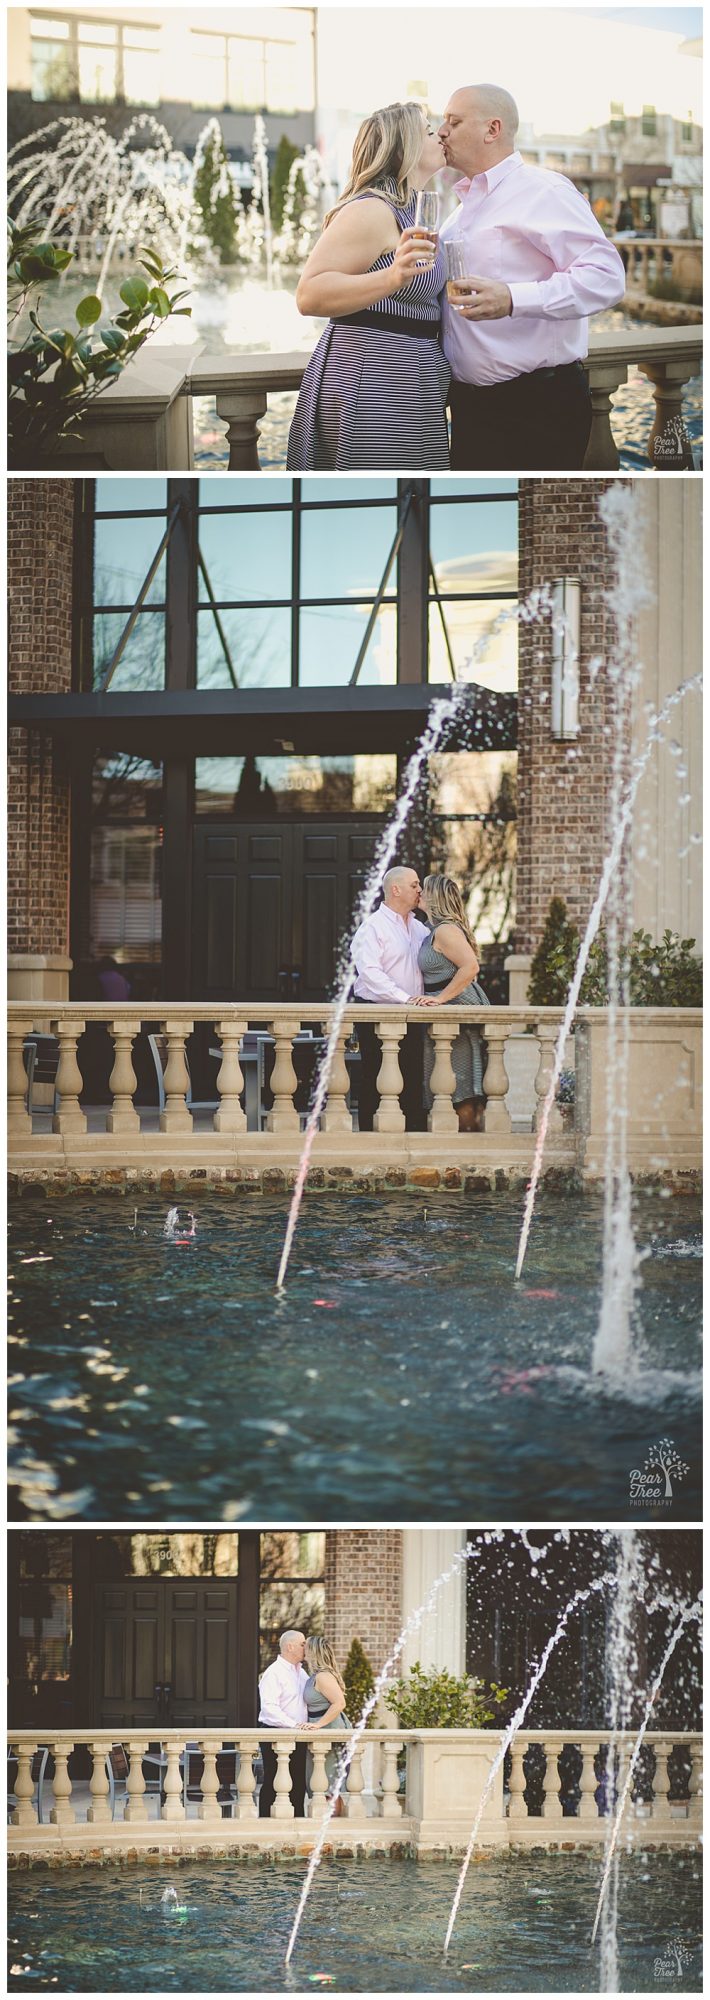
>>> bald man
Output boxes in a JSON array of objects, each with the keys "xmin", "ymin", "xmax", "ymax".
[
  {"xmin": 351, "ymin": 867, "xmax": 430, "ymax": 1131},
  {"xmin": 438, "ymin": 85, "xmax": 626, "ymax": 470}
]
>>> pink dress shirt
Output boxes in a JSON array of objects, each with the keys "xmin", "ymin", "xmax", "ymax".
[
  {"xmin": 440, "ymin": 150, "xmax": 626, "ymax": 385},
  {"xmin": 258, "ymin": 1655, "xmax": 308, "ymax": 1728},
  {"xmin": 351, "ymin": 905, "xmax": 429, "ymax": 1004}
]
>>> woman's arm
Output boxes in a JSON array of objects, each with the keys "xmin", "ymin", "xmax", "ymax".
[
  {"xmin": 416, "ymin": 923, "xmax": 480, "ymax": 1006},
  {"xmin": 295, "ymin": 200, "xmax": 426, "ymax": 318},
  {"xmin": 306, "ymin": 1670, "xmax": 347, "ymax": 1730}
]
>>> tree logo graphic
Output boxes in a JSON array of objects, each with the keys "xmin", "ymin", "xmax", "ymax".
[
  {"xmin": 653, "ymin": 414, "xmax": 690, "ymax": 463},
  {"xmin": 629, "ymin": 1437, "xmax": 690, "ymax": 1506},
  {"xmin": 654, "ymin": 1937, "xmax": 694, "ymax": 1979}
]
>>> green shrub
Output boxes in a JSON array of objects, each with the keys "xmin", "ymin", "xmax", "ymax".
[
  {"xmin": 343, "ymin": 1638, "xmax": 376, "ymax": 1727},
  {"xmin": 383, "ymin": 1661, "xmax": 507, "ymax": 1729},
  {"xmin": 271, "ymin": 136, "xmax": 300, "ymax": 232},
  {"xmin": 528, "ymin": 898, "xmax": 702, "ymax": 1008}
]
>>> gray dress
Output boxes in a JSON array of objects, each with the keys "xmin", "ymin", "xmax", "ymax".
[
  {"xmin": 304, "ymin": 1673, "xmax": 351, "ymax": 1793},
  {"xmin": 419, "ymin": 925, "xmax": 489, "ymax": 1106}
]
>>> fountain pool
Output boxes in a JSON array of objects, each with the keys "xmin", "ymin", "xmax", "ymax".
[
  {"xmin": 7, "ymin": 1189, "xmax": 700, "ymax": 1522},
  {"xmin": 6, "ymin": 1850, "xmax": 702, "ymax": 1991}
]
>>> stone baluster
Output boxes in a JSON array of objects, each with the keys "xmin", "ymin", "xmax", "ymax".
[
  {"xmin": 507, "ymin": 1739, "xmax": 528, "ymax": 1819},
  {"xmin": 651, "ymin": 1740, "xmax": 673, "ymax": 1823},
  {"xmin": 124, "ymin": 1740, "xmax": 149, "ymax": 1823},
  {"xmin": 52, "ymin": 1019, "xmax": 87, "ymax": 1135},
  {"xmin": 380, "ymin": 1739, "xmax": 403, "ymax": 1820},
  {"xmin": 583, "ymin": 359, "xmax": 625, "ymax": 471},
  {"xmin": 49, "ymin": 1738, "xmax": 75, "ymax": 1827},
  {"xmin": 214, "ymin": 388, "xmax": 268, "ymax": 471},
  {"xmin": 235, "ymin": 1740, "xmax": 257, "ymax": 1821},
  {"xmin": 373, "ymin": 1020, "xmax": 406, "ymax": 1133},
  {"xmin": 577, "ymin": 1742, "xmax": 600, "ymax": 1822},
  {"xmin": 639, "ymin": 356, "xmax": 699, "ymax": 470},
  {"xmin": 533, "ymin": 1024, "xmax": 564, "ymax": 1135},
  {"xmin": 107, "ymin": 1019, "xmax": 141, "ymax": 1133},
  {"xmin": 482, "ymin": 1022, "xmax": 511, "ymax": 1133},
  {"xmin": 11, "ymin": 1742, "xmax": 39, "ymax": 1828},
  {"xmin": 159, "ymin": 1021, "xmax": 193, "ymax": 1133},
  {"xmin": 8, "ymin": 1018, "xmax": 33, "ymax": 1136},
  {"xmin": 687, "ymin": 1742, "xmax": 702, "ymax": 1825},
  {"xmin": 198, "ymin": 1742, "xmax": 222, "ymax": 1823},
  {"xmin": 614, "ymin": 1747, "xmax": 630, "ymax": 1820},
  {"xmin": 87, "ymin": 1740, "xmax": 112, "ymax": 1824},
  {"xmin": 161, "ymin": 1740, "xmax": 184, "ymax": 1820},
  {"xmin": 344, "ymin": 1744, "xmax": 367, "ymax": 1820},
  {"xmin": 541, "ymin": 1738, "xmax": 564, "ymax": 1819},
  {"xmin": 322, "ymin": 1021, "xmax": 353, "ymax": 1133},
  {"xmin": 267, "ymin": 1019, "xmax": 300, "ymax": 1133},
  {"xmin": 214, "ymin": 1019, "xmax": 247, "ymax": 1133},
  {"xmin": 428, "ymin": 1022, "xmax": 459, "ymax": 1134},
  {"xmin": 272, "ymin": 1738, "xmax": 296, "ymax": 1818},
  {"xmin": 308, "ymin": 1740, "xmax": 330, "ymax": 1824}
]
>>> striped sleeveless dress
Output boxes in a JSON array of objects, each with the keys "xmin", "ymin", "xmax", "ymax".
[{"xmin": 286, "ymin": 185, "xmax": 451, "ymax": 471}]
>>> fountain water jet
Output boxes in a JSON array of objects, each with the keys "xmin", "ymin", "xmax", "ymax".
[{"xmin": 442, "ymin": 1571, "xmax": 616, "ymax": 1955}]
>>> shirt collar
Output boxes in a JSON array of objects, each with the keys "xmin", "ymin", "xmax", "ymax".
[
  {"xmin": 455, "ymin": 148, "xmax": 523, "ymax": 201},
  {"xmin": 380, "ymin": 905, "xmax": 419, "ymax": 934}
]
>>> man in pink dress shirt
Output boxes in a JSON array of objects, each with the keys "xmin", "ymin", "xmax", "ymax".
[
  {"xmin": 258, "ymin": 1628, "xmax": 309, "ymax": 1818},
  {"xmin": 438, "ymin": 84, "xmax": 626, "ymax": 470},
  {"xmin": 351, "ymin": 865, "xmax": 430, "ymax": 1131}
]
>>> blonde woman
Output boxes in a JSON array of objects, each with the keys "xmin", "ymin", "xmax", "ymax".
[
  {"xmin": 303, "ymin": 1637, "xmax": 352, "ymax": 1814},
  {"xmin": 416, "ymin": 873, "xmax": 490, "ymax": 1132},
  {"xmin": 286, "ymin": 103, "xmax": 450, "ymax": 470}
]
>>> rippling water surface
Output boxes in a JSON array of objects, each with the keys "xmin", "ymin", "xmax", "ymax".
[
  {"xmin": 7, "ymin": 1189, "xmax": 701, "ymax": 1521},
  {"xmin": 6, "ymin": 1850, "xmax": 703, "ymax": 1991}
]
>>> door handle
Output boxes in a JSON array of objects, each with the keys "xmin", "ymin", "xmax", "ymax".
[
  {"xmin": 277, "ymin": 966, "xmax": 289, "ymax": 1000},
  {"xmin": 154, "ymin": 1682, "xmax": 163, "ymax": 1715},
  {"xmin": 291, "ymin": 967, "xmax": 301, "ymax": 999},
  {"xmin": 163, "ymin": 1683, "xmax": 172, "ymax": 1720}
]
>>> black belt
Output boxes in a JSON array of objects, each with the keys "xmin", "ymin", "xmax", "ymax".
[{"xmin": 331, "ymin": 310, "xmax": 440, "ymax": 342}]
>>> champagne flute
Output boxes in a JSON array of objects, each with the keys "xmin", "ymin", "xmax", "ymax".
[
  {"xmin": 445, "ymin": 238, "xmax": 473, "ymax": 309},
  {"xmin": 413, "ymin": 190, "xmax": 440, "ymax": 266}
]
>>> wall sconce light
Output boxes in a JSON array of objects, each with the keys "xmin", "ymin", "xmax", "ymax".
[{"xmin": 550, "ymin": 578, "xmax": 581, "ymax": 740}]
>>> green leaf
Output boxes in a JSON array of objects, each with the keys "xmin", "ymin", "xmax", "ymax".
[
  {"xmin": 147, "ymin": 285, "xmax": 170, "ymax": 318},
  {"xmin": 75, "ymin": 294, "xmax": 102, "ymax": 327},
  {"xmin": 119, "ymin": 275, "xmax": 150, "ymax": 312},
  {"xmin": 100, "ymin": 327, "xmax": 125, "ymax": 354}
]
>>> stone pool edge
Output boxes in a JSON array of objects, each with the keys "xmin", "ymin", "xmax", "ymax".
[{"xmin": 7, "ymin": 1166, "xmax": 702, "ymax": 1199}]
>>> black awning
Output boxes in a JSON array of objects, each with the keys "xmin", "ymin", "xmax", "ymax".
[{"xmin": 8, "ymin": 684, "xmax": 518, "ymax": 760}]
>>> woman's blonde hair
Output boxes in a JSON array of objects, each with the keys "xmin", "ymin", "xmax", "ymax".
[
  {"xmin": 306, "ymin": 1635, "xmax": 346, "ymax": 1696},
  {"xmin": 325, "ymin": 101, "xmax": 427, "ymax": 227},
  {"xmin": 423, "ymin": 874, "xmax": 479, "ymax": 956}
]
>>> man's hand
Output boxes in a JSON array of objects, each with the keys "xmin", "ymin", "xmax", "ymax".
[{"xmin": 451, "ymin": 277, "xmax": 513, "ymax": 320}]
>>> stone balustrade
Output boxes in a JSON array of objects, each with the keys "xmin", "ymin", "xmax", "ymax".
[
  {"xmin": 52, "ymin": 327, "xmax": 701, "ymax": 474},
  {"xmin": 613, "ymin": 237, "xmax": 702, "ymax": 304},
  {"xmin": 7, "ymin": 1002, "xmax": 701, "ymax": 1184},
  {"xmin": 8, "ymin": 1729, "xmax": 701, "ymax": 1862}
]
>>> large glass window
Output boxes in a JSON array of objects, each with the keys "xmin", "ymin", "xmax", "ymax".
[
  {"xmin": 13, "ymin": 1537, "xmax": 74, "ymax": 1722},
  {"xmin": 259, "ymin": 1532, "xmax": 326, "ymax": 1674},
  {"xmin": 428, "ymin": 482, "xmax": 518, "ymax": 688},
  {"xmin": 194, "ymin": 754, "xmax": 397, "ymax": 816},
  {"xmin": 89, "ymin": 754, "xmax": 163, "ymax": 986},
  {"xmin": 94, "ymin": 1533, "xmax": 240, "ymax": 1576},
  {"xmin": 30, "ymin": 15, "xmax": 161, "ymax": 105},
  {"xmin": 190, "ymin": 15, "xmax": 315, "ymax": 114},
  {"xmin": 90, "ymin": 479, "xmax": 167, "ymax": 692}
]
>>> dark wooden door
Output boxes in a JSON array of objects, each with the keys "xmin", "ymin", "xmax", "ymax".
[
  {"xmin": 95, "ymin": 1579, "xmax": 238, "ymax": 1727},
  {"xmin": 192, "ymin": 820, "xmax": 385, "ymax": 1002}
]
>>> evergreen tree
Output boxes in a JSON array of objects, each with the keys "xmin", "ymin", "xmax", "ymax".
[
  {"xmin": 343, "ymin": 1638, "xmax": 376, "ymax": 1728},
  {"xmin": 527, "ymin": 896, "xmax": 580, "ymax": 1005},
  {"xmin": 190, "ymin": 118, "xmax": 239, "ymax": 266},
  {"xmin": 271, "ymin": 135, "xmax": 300, "ymax": 232}
]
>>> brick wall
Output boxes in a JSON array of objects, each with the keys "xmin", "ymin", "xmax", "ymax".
[
  {"xmin": 516, "ymin": 479, "xmax": 622, "ymax": 954},
  {"xmin": 324, "ymin": 1531, "xmax": 403, "ymax": 1675},
  {"xmin": 8, "ymin": 481, "xmax": 75, "ymax": 956}
]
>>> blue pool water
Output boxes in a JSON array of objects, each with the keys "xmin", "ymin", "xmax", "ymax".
[
  {"xmin": 7, "ymin": 1188, "xmax": 701, "ymax": 1522},
  {"xmin": 6, "ymin": 1850, "xmax": 703, "ymax": 1991}
]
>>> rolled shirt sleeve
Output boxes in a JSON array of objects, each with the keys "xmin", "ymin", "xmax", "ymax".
[{"xmin": 508, "ymin": 189, "xmax": 627, "ymax": 320}]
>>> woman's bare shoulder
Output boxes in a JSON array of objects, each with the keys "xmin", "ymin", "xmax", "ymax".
[
  {"xmin": 432, "ymin": 922, "xmax": 473, "ymax": 954},
  {"xmin": 325, "ymin": 195, "xmax": 399, "ymax": 250}
]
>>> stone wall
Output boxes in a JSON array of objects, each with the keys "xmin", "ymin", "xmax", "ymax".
[
  {"xmin": 8, "ymin": 481, "xmax": 75, "ymax": 984},
  {"xmin": 324, "ymin": 1531, "xmax": 403, "ymax": 1674},
  {"xmin": 516, "ymin": 478, "xmax": 619, "ymax": 955}
]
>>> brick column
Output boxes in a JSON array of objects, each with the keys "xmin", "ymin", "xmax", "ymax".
[
  {"xmin": 8, "ymin": 481, "xmax": 75, "ymax": 1001},
  {"xmin": 324, "ymin": 1531, "xmax": 403, "ymax": 1674},
  {"xmin": 514, "ymin": 478, "xmax": 621, "ymax": 960}
]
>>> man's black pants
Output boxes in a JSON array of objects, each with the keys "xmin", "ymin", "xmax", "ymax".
[
  {"xmin": 355, "ymin": 1017, "xmax": 427, "ymax": 1132},
  {"xmin": 259, "ymin": 1739, "xmax": 308, "ymax": 1818},
  {"xmin": 449, "ymin": 360, "xmax": 592, "ymax": 471}
]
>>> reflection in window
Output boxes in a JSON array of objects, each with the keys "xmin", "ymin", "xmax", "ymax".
[
  {"xmin": 428, "ymin": 751, "xmax": 517, "ymax": 946},
  {"xmin": 197, "ymin": 606, "xmax": 291, "ymax": 687},
  {"xmin": 428, "ymin": 599, "xmax": 518, "ymax": 690},
  {"xmin": 18, "ymin": 1582, "xmax": 73, "ymax": 1691},
  {"xmin": 198, "ymin": 510, "xmax": 292, "ymax": 604},
  {"xmin": 300, "ymin": 505, "xmax": 396, "ymax": 599},
  {"xmin": 90, "ymin": 755, "xmax": 162, "ymax": 972},
  {"xmin": 19, "ymin": 1533, "xmax": 73, "ymax": 1579},
  {"xmin": 93, "ymin": 610, "xmax": 166, "ymax": 692},
  {"xmin": 96, "ymin": 1533, "xmax": 240, "ymax": 1576},
  {"xmin": 194, "ymin": 755, "xmax": 397, "ymax": 816},
  {"xmin": 92, "ymin": 480, "xmax": 167, "ymax": 690},
  {"xmin": 259, "ymin": 1532, "xmax": 326, "ymax": 1674},
  {"xmin": 429, "ymin": 501, "xmax": 518, "ymax": 595},
  {"xmin": 300, "ymin": 604, "xmax": 396, "ymax": 686}
]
